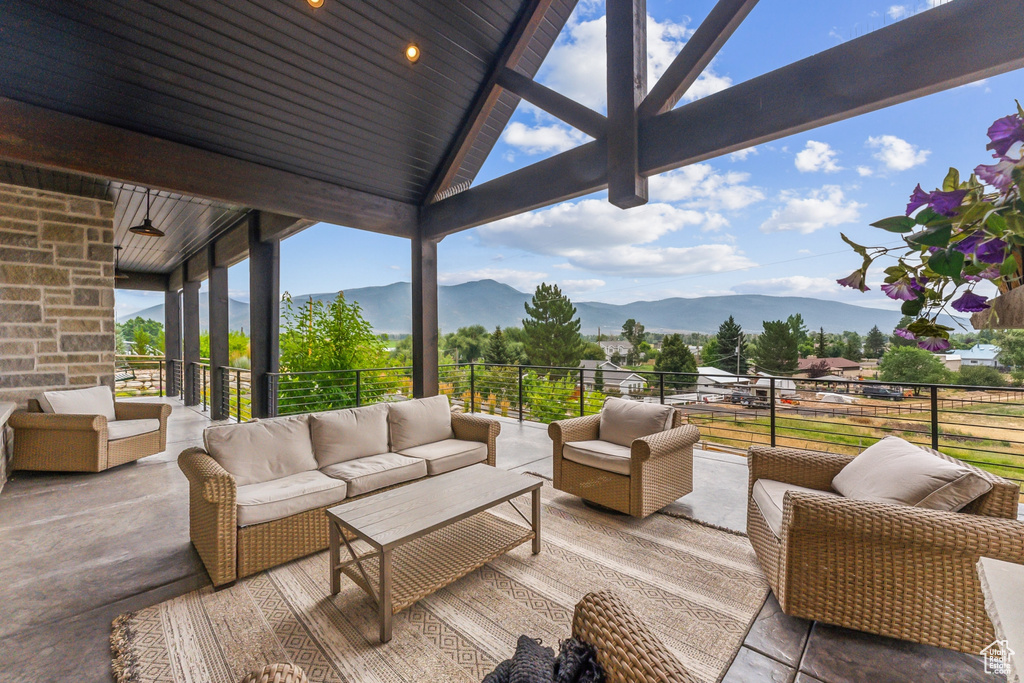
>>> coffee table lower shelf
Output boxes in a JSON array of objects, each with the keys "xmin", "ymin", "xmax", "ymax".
[{"xmin": 331, "ymin": 512, "xmax": 535, "ymax": 642}]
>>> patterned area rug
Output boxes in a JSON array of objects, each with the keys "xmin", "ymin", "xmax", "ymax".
[{"xmin": 112, "ymin": 485, "xmax": 768, "ymax": 683}]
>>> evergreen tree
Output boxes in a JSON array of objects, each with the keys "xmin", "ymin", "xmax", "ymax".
[
  {"xmin": 715, "ymin": 316, "xmax": 747, "ymax": 374},
  {"xmin": 654, "ymin": 334, "xmax": 697, "ymax": 374},
  {"xmin": 816, "ymin": 327, "xmax": 827, "ymax": 357},
  {"xmin": 864, "ymin": 325, "xmax": 887, "ymax": 358},
  {"xmin": 753, "ymin": 320, "xmax": 799, "ymax": 374},
  {"xmin": 522, "ymin": 283, "xmax": 583, "ymax": 368},
  {"xmin": 621, "ymin": 318, "xmax": 646, "ymax": 365},
  {"xmin": 700, "ymin": 337, "xmax": 719, "ymax": 367},
  {"xmin": 484, "ymin": 326, "xmax": 517, "ymax": 365},
  {"xmin": 593, "ymin": 367, "xmax": 604, "ymax": 392},
  {"xmin": 787, "ymin": 313, "xmax": 809, "ymax": 346},
  {"xmin": 842, "ymin": 333, "xmax": 863, "ymax": 362},
  {"xmin": 889, "ymin": 315, "xmax": 918, "ymax": 348}
]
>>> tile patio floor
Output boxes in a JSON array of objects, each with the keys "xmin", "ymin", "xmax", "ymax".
[{"xmin": 0, "ymin": 399, "xmax": 1007, "ymax": 682}]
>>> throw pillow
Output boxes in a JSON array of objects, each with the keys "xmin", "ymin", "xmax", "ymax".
[
  {"xmin": 204, "ymin": 414, "xmax": 317, "ymax": 486},
  {"xmin": 387, "ymin": 395, "xmax": 454, "ymax": 451},
  {"xmin": 599, "ymin": 397, "xmax": 675, "ymax": 447},
  {"xmin": 40, "ymin": 386, "xmax": 116, "ymax": 421}
]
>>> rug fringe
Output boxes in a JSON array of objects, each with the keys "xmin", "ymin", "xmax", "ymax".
[{"xmin": 111, "ymin": 611, "xmax": 139, "ymax": 683}]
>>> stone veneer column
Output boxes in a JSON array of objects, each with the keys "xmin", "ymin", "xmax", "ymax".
[{"xmin": 0, "ymin": 182, "xmax": 115, "ymax": 407}]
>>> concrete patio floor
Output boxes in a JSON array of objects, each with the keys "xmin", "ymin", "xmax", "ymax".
[{"xmin": 0, "ymin": 399, "xmax": 1006, "ymax": 682}]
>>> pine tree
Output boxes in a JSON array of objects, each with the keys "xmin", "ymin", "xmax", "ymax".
[
  {"xmin": 484, "ymin": 326, "xmax": 517, "ymax": 365},
  {"xmin": 753, "ymin": 320, "xmax": 799, "ymax": 374},
  {"xmin": 522, "ymin": 283, "xmax": 583, "ymax": 368},
  {"xmin": 715, "ymin": 316, "xmax": 747, "ymax": 374},
  {"xmin": 864, "ymin": 325, "xmax": 887, "ymax": 358},
  {"xmin": 787, "ymin": 313, "xmax": 809, "ymax": 345},
  {"xmin": 654, "ymin": 334, "xmax": 697, "ymax": 374},
  {"xmin": 842, "ymin": 332, "xmax": 863, "ymax": 361},
  {"xmin": 816, "ymin": 327, "xmax": 827, "ymax": 356}
]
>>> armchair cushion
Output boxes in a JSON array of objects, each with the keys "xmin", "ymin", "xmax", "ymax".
[
  {"xmin": 107, "ymin": 418, "xmax": 160, "ymax": 441},
  {"xmin": 310, "ymin": 403, "xmax": 389, "ymax": 467},
  {"xmin": 236, "ymin": 471, "xmax": 348, "ymax": 526},
  {"xmin": 751, "ymin": 478, "xmax": 840, "ymax": 537},
  {"xmin": 204, "ymin": 414, "xmax": 316, "ymax": 486},
  {"xmin": 563, "ymin": 440, "xmax": 632, "ymax": 475},
  {"xmin": 320, "ymin": 452, "xmax": 426, "ymax": 496},
  {"xmin": 39, "ymin": 386, "xmax": 116, "ymax": 421},
  {"xmin": 832, "ymin": 436, "xmax": 992, "ymax": 511},
  {"xmin": 387, "ymin": 395, "xmax": 454, "ymax": 451},
  {"xmin": 398, "ymin": 438, "xmax": 487, "ymax": 475},
  {"xmin": 599, "ymin": 398, "xmax": 674, "ymax": 447}
]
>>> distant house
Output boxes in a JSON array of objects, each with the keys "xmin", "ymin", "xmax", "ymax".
[
  {"xmin": 795, "ymin": 357, "xmax": 862, "ymax": 377},
  {"xmin": 753, "ymin": 373, "xmax": 797, "ymax": 397},
  {"xmin": 959, "ymin": 343, "xmax": 1000, "ymax": 368},
  {"xmin": 696, "ymin": 366, "xmax": 749, "ymax": 395},
  {"xmin": 598, "ymin": 341, "xmax": 632, "ymax": 360},
  {"xmin": 579, "ymin": 360, "xmax": 648, "ymax": 396},
  {"xmin": 935, "ymin": 353, "xmax": 963, "ymax": 372}
]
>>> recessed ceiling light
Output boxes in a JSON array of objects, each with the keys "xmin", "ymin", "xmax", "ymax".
[
  {"xmin": 307, "ymin": 0, "xmax": 324, "ymax": 7},
  {"xmin": 405, "ymin": 44, "xmax": 421, "ymax": 63}
]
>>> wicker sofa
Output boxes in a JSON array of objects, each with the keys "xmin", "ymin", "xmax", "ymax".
[
  {"xmin": 549, "ymin": 398, "xmax": 700, "ymax": 517},
  {"xmin": 746, "ymin": 443, "xmax": 1024, "ymax": 653},
  {"xmin": 179, "ymin": 395, "xmax": 500, "ymax": 587},
  {"xmin": 9, "ymin": 386, "xmax": 171, "ymax": 473}
]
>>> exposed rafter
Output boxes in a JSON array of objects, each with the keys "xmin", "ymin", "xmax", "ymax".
[
  {"xmin": 0, "ymin": 98, "xmax": 418, "ymax": 239},
  {"xmin": 605, "ymin": 0, "xmax": 647, "ymax": 209},
  {"xmin": 421, "ymin": 0, "xmax": 1024, "ymax": 238},
  {"xmin": 420, "ymin": 0, "xmax": 557, "ymax": 206},
  {"xmin": 638, "ymin": 0, "xmax": 760, "ymax": 118},
  {"xmin": 496, "ymin": 68, "xmax": 607, "ymax": 139}
]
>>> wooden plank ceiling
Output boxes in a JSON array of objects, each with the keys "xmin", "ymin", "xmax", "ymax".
[{"xmin": 0, "ymin": 0, "xmax": 575, "ymax": 271}]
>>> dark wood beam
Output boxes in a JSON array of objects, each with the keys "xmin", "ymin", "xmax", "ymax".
[
  {"xmin": 606, "ymin": 0, "xmax": 647, "ymax": 208},
  {"xmin": 411, "ymin": 235, "xmax": 439, "ymax": 398},
  {"xmin": 182, "ymin": 279, "xmax": 201, "ymax": 407},
  {"xmin": 0, "ymin": 97, "xmax": 417, "ymax": 238},
  {"xmin": 249, "ymin": 213, "xmax": 280, "ymax": 419},
  {"xmin": 208, "ymin": 245, "xmax": 229, "ymax": 421},
  {"xmin": 638, "ymin": 0, "xmax": 760, "ymax": 118},
  {"xmin": 114, "ymin": 271, "xmax": 169, "ymax": 292},
  {"xmin": 164, "ymin": 290, "xmax": 181, "ymax": 398},
  {"xmin": 422, "ymin": 0, "xmax": 1024, "ymax": 237},
  {"xmin": 420, "ymin": 0, "xmax": 556, "ymax": 205},
  {"xmin": 496, "ymin": 68, "xmax": 607, "ymax": 139}
]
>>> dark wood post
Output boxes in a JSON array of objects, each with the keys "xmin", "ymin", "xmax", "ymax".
[
  {"xmin": 164, "ymin": 289, "xmax": 181, "ymax": 397},
  {"xmin": 606, "ymin": 0, "xmax": 647, "ymax": 209},
  {"xmin": 411, "ymin": 234, "xmax": 439, "ymax": 398},
  {"xmin": 182, "ymin": 279, "xmax": 201, "ymax": 406},
  {"xmin": 208, "ymin": 244, "xmax": 229, "ymax": 420},
  {"xmin": 249, "ymin": 213, "xmax": 281, "ymax": 419}
]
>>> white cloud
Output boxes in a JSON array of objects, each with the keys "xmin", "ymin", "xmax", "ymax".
[
  {"xmin": 649, "ymin": 164, "xmax": 765, "ymax": 211},
  {"xmin": 438, "ymin": 268, "xmax": 548, "ymax": 292},
  {"xmin": 729, "ymin": 147, "xmax": 758, "ymax": 161},
  {"xmin": 561, "ymin": 279, "xmax": 606, "ymax": 293},
  {"xmin": 866, "ymin": 135, "xmax": 930, "ymax": 171},
  {"xmin": 856, "ymin": 166, "xmax": 873, "ymax": 177},
  {"xmin": 568, "ymin": 244, "xmax": 756, "ymax": 277},
  {"xmin": 501, "ymin": 122, "xmax": 589, "ymax": 155},
  {"xmin": 794, "ymin": 140, "xmax": 842, "ymax": 173},
  {"xmin": 732, "ymin": 276, "xmax": 843, "ymax": 298},
  {"xmin": 760, "ymin": 186, "xmax": 864, "ymax": 234},
  {"xmin": 887, "ymin": 5, "xmax": 910, "ymax": 20}
]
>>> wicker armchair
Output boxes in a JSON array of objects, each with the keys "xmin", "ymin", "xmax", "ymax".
[
  {"xmin": 9, "ymin": 399, "xmax": 171, "ymax": 473},
  {"xmin": 549, "ymin": 410, "xmax": 699, "ymax": 517},
  {"xmin": 746, "ymin": 444, "xmax": 1024, "ymax": 653}
]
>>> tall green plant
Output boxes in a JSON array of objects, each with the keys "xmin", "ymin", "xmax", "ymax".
[{"xmin": 522, "ymin": 283, "xmax": 583, "ymax": 369}]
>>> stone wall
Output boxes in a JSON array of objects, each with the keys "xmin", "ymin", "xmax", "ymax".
[{"xmin": 0, "ymin": 182, "xmax": 115, "ymax": 407}]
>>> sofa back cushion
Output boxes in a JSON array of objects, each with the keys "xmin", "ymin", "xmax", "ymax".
[
  {"xmin": 310, "ymin": 403, "xmax": 390, "ymax": 467},
  {"xmin": 39, "ymin": 386, "xmax": 116, "ymax": 421},
  {"xmin": 388, "ymin": 395, "xmax": 454, "ymax": 451},
  {"xmin": 599, "ymin": 397, "xmax": 675, "ymax": 447},
  {"xmin": 832, "ymin": 436, "xmax": 992, "ymax": 511},
  {"xmin": 204, "ymin": 414, "xmax": 317, "ymax": 486}
]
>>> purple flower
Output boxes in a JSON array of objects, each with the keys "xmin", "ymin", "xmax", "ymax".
[
  {"xmin": 978, "ymin": 265, "xmax": 1001, "ymax": 280},
  {"xmin": 975, "ymin": 238, "xmax": 1008, "ymax": 265},
  {"xmin": 952, "ymin": 232, "xmax": 986, "ymax": 255},
  {"xmin": 881, "ymin": 279, "xmax": 920, "ymax": 301},
  {"xmin": 918, "ymin": 337, "xmax": 951, "ymax": 352},
  {"xmin": 905, "ymin": 184, "xmax": 931, "ymax": 215},
  {"xmin": 837, "ymin": 270, "xmax": 869, "ymax": 292},
  {"xmin": 975, "ymin": 158, "xmax": 1019, "ymax": 193},
  {"xmin": 963, "ymin": 273, "xmax": 982, "ymax": 282},
  {"xmin": 951, "ymin": 290, "xmax": 991, "ymax": 313},
  {"xmin": 894, "ymin": 328, "xmax": 917, "ymax": 341},
  {"xmin": 985, "ymin": 114, "xmax": 1024, "ymax": 157},
  {"xmin": 928, "ymin": 189, "xmax": 968, "ymax": 216}
]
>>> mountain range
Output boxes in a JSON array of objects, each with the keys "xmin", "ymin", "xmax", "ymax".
[{"xmin": 117, "ymin": 279, "xmax": 941, "ymax": 336}]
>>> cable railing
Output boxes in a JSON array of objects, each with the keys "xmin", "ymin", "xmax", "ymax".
[
  {"xmin": 113, "ymin": 355, "xmax": 166, "ymax": 397},
  {"xmin": 219, "ymin": 366, "xmax": 252, "ymax": 423}
]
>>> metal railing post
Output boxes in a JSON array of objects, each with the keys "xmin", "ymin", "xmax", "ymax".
[
  {"xmin": 268, "ymin": 374, "xmax": 278, "ymax": 417},
  {"xmin": 930, "ymin": 385, "xmax": 939, "ymax": 449},
  {"xmin": 769, "ymin": 377, "xmax": 777, "ymax": 447},
  {"xmin": 660, "ymin": 373, "xmax": 665, "ymax": 404},
  {"xmin": 159, "ymin": 359, "xmax": 164, "ymax": 397},
  {"xmin": 470, "ymin": 363, "xmax": 476, "ymax": 414},
  {"xmin": 579, "ymin": 369, "xmax": 585, "ymax": 416},
  {"xmin": 518, "ymin": 365, "xmax": 523, "ymax": 423},
  {"xmin": 202, "ymin": 366, "xmax": 207, "ymax": 411},
  {"xmin": 355, "ymin": 370, "xmax": 362, "ymax": 407},
  {"xmin": 236, "ymin": 370, "xmax": 242, "ymax": 422}
]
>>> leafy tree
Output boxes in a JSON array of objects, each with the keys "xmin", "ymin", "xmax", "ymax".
[
  {"xmin": 442, "ymin": 325, "xmax": 489, "ymax": 363},
  {"xmin": 118, "ymin": 316, "xmax": 164, "ymax": 354},
  {"xmin": 593, "ymin": 367, "xmax": 604, "ymax": 392},
  {"xmin": 806, "ymin": 359, "xmax": 831, "ymax": 378},
  {"xmin": 752, "ymin": 320, "xmax": 798, "ymax": 374},
  {"xmin": 715, "ymin": 316, "xmax": 748, "ymax": 374},
  {"xmin": 889, "ymin": 315, "xmax": 918, "ymax": 348},
  {"xmin": 816, "ymin": 327, "xmax": 827, "ymax": 357},
  {"xmin": 522, "ymin": 283, "xmax": 583, "ymax": 369},
  {"xmin": 878, "ymin": 346, "xmax": 951, "ymax": 386},
  {"xmin": 115, "ymin": 325, "xmax": 127, "ymax": 355},
  {"xmin": 954, "ymin": 365, "xmax": 1005, "ymax": 388},
  {"xmin": 864, "ymin": 325, "xmax": 887, "ymax": 358},
  {"xmin": 700, "ymin": 337, "xmax": 719, "ymax": 367},
  {"xmin": 622, "ymin": 318, "xmax": 647, "ymax": 365},
  {"xmin": 610, "ymin": 350, "xmax": 624, "ymax": 366},
  {"xmin": 787, "ymin": 314, "xmax": 809, "ymax": 346},
  {"xmin": 581, "ymin": 341, "xmax": 607, "ymax": 361},
  {"xmin": 996, "ymin": 330, "xmax": 1024, "ymax": 370},
  {"xmin": 654, "ymin": 334, "xmax": 697, "ymax": 374},
  {"xmin": 842, "ymin": 332, "xmax": 862, "ymax": 362}
]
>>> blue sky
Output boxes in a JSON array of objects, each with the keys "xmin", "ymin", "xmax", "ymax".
[{"xmin": 117, "ymin": 0, "xmax": 1024, "ymax": 320}]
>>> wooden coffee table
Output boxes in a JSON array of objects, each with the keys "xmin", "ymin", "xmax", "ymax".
[{"xmin": 327, "ymin": 464, "xmax": 543, "ymax": 643}]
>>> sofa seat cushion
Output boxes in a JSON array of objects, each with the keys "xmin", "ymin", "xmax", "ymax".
[
  {"xmin": 310, "ymin": 403, "xmax": 390, "ymax": 468},
  {"xmin": 387, "ymin": 395, "xmax": 454, "ymax": 451},
  {"xmin": 399, "ymin": 439, "xmax": 487, "ymax": 476},
  {"xmin": 204, "ymin": 414, "xmax": 316, "ymax": 486},
  {"xmin": 236, "ymin": 471, "xmax": 348, "ymax": 527},
  {"xmin": 39, "ymin": 386, "xmax": 116, "ymax": 421},
  {"xmin": 599, "ymin": 397, "xmax": 674, "ymax": 447},
  {"xmin": 752, "ymin": 479, "xmax": 840, "ymax": 538},
  {"xmin": 107, "ymin": 418, "xmax": 160, "ymax": 441},
  {"xmin": 563, "ymin": 440, "xmax": 633, "ymax": 476},
  {"xmin": 832, "ymin": 436, "xmax": 993, "ymax": 511},
  {"xmin": 320, "ymin": 453, "xmax": 427, "ymax": 497}
]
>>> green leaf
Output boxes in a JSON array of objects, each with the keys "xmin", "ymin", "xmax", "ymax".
[
  {"xmin": 942, "ymin": 167, "xmax": 960, "ymax": 191},
  {"xmin": 927, "ymin": 248, "xmax": 966, "ymax": 277},
  {"xmin": 901, "ymin": 298, "xmax": 924, "ymax": 316},
  {"xmin": 907, "ymin": 224, "xmax": 952, "ymax": 248},
  {"xmin": 1000, "ymin": 253, "xmax": 1018, "ymax": 277},
  {"xmin": 914, "ymin": 208, "xmax": 952, "ymax": 226},
  {"xmin": 986, "ymin": 212, "xmax": 1008, "ymax": 233},
  {"xmin": 870, "ymin": 216, "xmax": 916, "ymax": 233}
]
